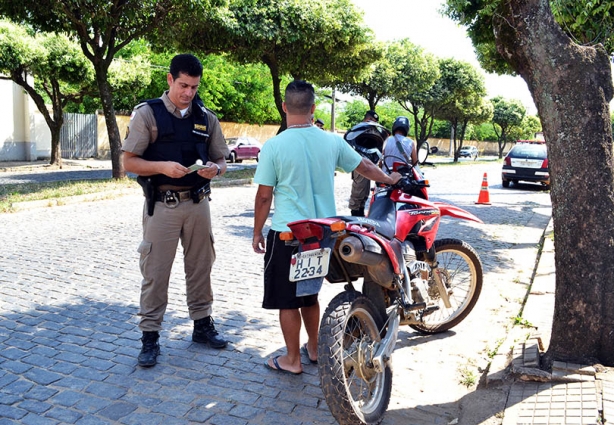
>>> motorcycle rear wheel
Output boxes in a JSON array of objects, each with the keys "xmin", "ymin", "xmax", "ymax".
[
  {"xmin": 318, "ymin": 291, "xmax": 392, "ymax": 425},
  {"xmin": 411, "ymin": 238, "xmax": 483, "ymax": 334}
]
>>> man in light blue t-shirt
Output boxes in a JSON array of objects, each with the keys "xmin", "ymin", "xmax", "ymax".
[{"xmin": 252, "ymin": 80, "xmax": 401, "ymax": 375}]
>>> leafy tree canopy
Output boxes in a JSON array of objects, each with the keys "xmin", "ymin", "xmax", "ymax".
[
  {"xmin": 443, "ymin": 0, "xmax": 614, "ymax": 74},
  {"xmin": 165, "ymin": 0, "xmax": 378, "ymax": 128},
  {"xmin": 0, "ymin": 19, "xmax": 96, "ymax": 164}
]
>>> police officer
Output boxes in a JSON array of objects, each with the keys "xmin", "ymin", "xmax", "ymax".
[
  {"xmin": 122, "ymin": 54, "xmax": 229, "ymax": 367},
  {"xmin": 348, "ymin": 110, "xmax": 381, "ymax": 216}
]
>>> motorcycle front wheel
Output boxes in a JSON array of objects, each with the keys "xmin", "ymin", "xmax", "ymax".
[
  {"xmin": 318, "ymin": 291, "xmax": 392, "ymax": 425},
  {"xmin": 411, "ymin": 238, "xmax": 483, "ymax": 334}
]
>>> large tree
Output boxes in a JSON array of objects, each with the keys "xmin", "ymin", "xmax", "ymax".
[
  {"xmin": 0, "ymin": 20, "xmax": 95, "ymax": 167},
  {"xmin": 170, "ymin": 0, "xmax": 377, "ymax": 131},
  {"xmin": 490, "ymin": 96, "xmax": 526, "ymax": 158},
  {"xmin": 336, "ymin": 41, "xmax": 392, "ymax": 111},
  {"xmin": 0, "ymin": 0, "xmax": 222, "ymax": 178},
  {"xmin": 388, "ymin": 39, "xmax": 440, "ymax": 148},
  {"xmin": 431, "ymin": 59, "xmax": 490, "ymax": 161},
  {"xmin": 445, "ymin": 0, "xmax": 614, "ymax": 367}
]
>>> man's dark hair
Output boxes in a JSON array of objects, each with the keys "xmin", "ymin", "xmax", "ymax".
[
  {"xmin": 169, "ymin": 54, "xmax": 203, "ymax": 79},
  {"xmin": 284, "ymin": 80, "xmax": 315, "ymax": 114}
]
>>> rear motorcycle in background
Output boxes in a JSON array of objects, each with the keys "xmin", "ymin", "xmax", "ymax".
[{"xmin": 282, "ymin": 151, "xmax": 483, "ymax": 425}]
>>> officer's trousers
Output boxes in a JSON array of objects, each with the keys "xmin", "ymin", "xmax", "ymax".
[
  {"xmin": 348, "ymin": 171, "xmax": 371, "ymax": 211},
  {"xmin": 137, "ymin": 197, "xmax": 215, "ymax": 331}
]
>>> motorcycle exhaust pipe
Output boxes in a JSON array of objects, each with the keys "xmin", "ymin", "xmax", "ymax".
[{"xmin": 339, "ymin": 235, "xmax": 383, "ymax": 266}]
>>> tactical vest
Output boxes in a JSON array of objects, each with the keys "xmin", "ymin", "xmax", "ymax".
[{"xmin": 142, "ymin": 98, "xmax": 211, "ymax": 188}]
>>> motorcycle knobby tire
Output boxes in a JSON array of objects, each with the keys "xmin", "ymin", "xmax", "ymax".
[{"xmin": 318, "ymin": 290, "xmax": 392, "ymax": 425}]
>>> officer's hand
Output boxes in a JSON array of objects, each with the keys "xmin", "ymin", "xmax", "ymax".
[
  {"xmin": 196, "ymin": 162, "xmax": 220, "ymax": 179},
  {"xmin": 253, "ymin": 234, "xmax": 266, "ymax": 254},
  {"xmin": 162, "ymin": 161, "xmax": 189, "ymax": 178}
]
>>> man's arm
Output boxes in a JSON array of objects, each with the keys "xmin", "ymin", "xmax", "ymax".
[
  {"xmin": 122, "ymin": 151, "xmax": 189, "ymax": 178},
  {"xmin": 355, "ymin": 158, "xmax": 402, "ymax": 185},
  {"xmin": 253, "ymin": 185, "xmax": 274, "ymax": 254}
]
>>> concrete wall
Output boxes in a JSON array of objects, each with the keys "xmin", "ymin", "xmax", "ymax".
[
  {"xmin": 98, "ymin": 114, "xmax": 281, "ymax": 159},
  {"xmin": 0, "ymin": 80, "xmax": 507, "ymax": 162},
  {"xmin": 428, "ymin": 138, "xmax": 509, "ymax": 156}
]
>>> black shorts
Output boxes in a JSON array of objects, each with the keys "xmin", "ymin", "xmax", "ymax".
[{"xmin": 262, "ymin": 230, "xmax": 318, "ymax": 310}]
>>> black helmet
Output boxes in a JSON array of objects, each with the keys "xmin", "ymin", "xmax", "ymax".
[
  {"xmin": 392, "ymin": 116, "xmax": 410, "ymax": 136},
  {"xmin": 344, "ymin": 121, "xmax": 388, "ymax": 149}
]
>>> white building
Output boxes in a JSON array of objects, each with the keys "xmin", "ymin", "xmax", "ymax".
[{"xmin": 0, "ymin": 78, "xmax": 51, "ymax": 161}]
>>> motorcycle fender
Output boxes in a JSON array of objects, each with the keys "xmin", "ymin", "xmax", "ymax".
[{"xmin": 434, "ymin": 202, "xmax": 483, "ymax": 224}]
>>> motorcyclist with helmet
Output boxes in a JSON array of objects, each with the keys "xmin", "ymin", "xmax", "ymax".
[{"xmin": 382, "ymin": 116, "xmax": 418, "ymax": 171}]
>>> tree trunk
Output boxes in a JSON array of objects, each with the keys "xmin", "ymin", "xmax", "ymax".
[
  {"xmin": 493, "ymin": 0, "xmax": 614, "ymax": 366},
  {"xmin": 49, "ymin": 126, "xmax": 62, "ymax": 166},
  {"xmin": 263, "ymin": 55, "xmax": 286, "ymax": 133},
  {"xmin": 94, "ymin": 66, "xmax": 125, "ymax": 179},
  {"xmin": 9, "ymin": 71, "xmax": 64, "ymax": 167}
]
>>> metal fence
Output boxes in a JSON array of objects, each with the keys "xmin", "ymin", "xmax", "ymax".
[{"xmin": 60, "ymin": 113, "xmax": 97, "ymax": 159}]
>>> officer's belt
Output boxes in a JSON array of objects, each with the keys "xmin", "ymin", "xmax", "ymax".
[
  {"xmin": 155, "ymin": 185, "xmax": 210, "ymax": 208},
  {"xmin": 156, "ymin": 189, "xmax": 193, "ymax": 203}
]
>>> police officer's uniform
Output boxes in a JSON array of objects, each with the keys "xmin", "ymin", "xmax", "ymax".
[{"xmin": 122, "ymin": 91, "xmax": 229, "ymax": 332}]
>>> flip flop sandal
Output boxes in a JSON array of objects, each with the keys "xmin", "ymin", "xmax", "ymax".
[
  {"xmin": 264, "ymin": 355, "xmax": 303, "ymax": 375},
  {"xmin": 301, "ymin": 344, "xmax": 318, "ymax": 364}
]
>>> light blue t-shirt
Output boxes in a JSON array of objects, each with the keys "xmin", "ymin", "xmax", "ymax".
[{"xmin": 254, "ymin": 126, "xmax": 362, "ymax": 231}]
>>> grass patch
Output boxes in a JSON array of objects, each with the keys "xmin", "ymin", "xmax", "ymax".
[
  {"xmin": 513, "ymin": 316, "xmax": 534, "ymax": 328},
  {"xmin": 458, "ymin": 361, "xmax": 478, "ymax": 388},
  {"xmin": 221, "ymin": 167, "xmax": 255, "ymax": 180},
  {"xmin": 0, "ymin": 168, "xmax": 255, "ymax": 213}
]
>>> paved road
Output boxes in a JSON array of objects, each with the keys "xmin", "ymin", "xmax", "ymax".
[{"xmin": 0, "ymin": 162, "xmax": 551, "ymax": 424}]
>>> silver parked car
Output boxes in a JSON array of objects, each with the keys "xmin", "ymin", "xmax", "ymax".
[{"xmin": 459, "ymin": 145, "xmax": 478, "ymax": 160}]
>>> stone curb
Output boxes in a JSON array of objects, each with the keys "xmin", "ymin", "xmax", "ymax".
[{"xmin": 485, "ymin": 220, "xmax": 552, "ymax": 386}]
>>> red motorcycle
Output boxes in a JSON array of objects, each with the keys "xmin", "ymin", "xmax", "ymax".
[{"xmin": 281, "ymin": 156, "xmax": 483, "ymax": 425}]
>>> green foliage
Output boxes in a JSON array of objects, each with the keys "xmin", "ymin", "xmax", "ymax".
[
  {"xmin": 0, "ymin": 19, "xmax": 97, "ymax": 163},
  {"xmin": 444, "ymin": 0, "xmax": 614, "ymax": 73},
  {"xmin": 336, "ymin": 100, "xmax": 406, "ymax": 132},
  {"xmin": 336, "ymin": 41, "xmax": 392, "ymax": 109},
  {"xmin": 0, "ymin": 20, "xmax": 94, "ymax": 95},
  {"xmin": 490, "ymin": 96, "xmax": 527, "ymax": 156},
  {"xmin": 167, "ymin": 0, "xmax": 379, "ymax": 127},
  {"xmin": 471, "ymin": 122, "xmax": 499, "ymax": 141},
  {"xmin": 551, "ymin": 0, "xmax": 614, "ymax": 53},
  {"xmin": 337, "ymin": 99, "xmax": 370, "ymax": 129}
]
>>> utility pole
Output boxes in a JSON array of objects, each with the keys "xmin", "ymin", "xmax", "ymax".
[{"xmin": 331, "ymin": 87, "xmax": 336, "ymax": 132}]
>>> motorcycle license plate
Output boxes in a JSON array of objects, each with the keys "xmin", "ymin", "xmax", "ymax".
[{"xmin": 289, "ymin": 248, "xmax": 331, "ymax": 282}]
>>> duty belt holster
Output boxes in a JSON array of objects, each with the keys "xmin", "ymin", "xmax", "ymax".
[
  {"xmin": 191, "ymin": 184, "xmax": 211, "ymax": 203},
  {"xmin": 136, "ymin": 176, "xmax": 156, "ymax": 216}
]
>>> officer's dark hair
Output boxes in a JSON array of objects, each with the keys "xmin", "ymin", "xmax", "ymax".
[
  {"xmin": 170, "ymin": 54, "xmax": 203, "ymax": 79},
  {"xmin": 284, "ymin": 80, "xmax": 315, "ymax": 114}
]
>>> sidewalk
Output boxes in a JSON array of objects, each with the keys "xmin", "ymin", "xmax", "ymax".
[{"xmin": 494, "ymin": 220, "xmax": 614, "ymax": 425}]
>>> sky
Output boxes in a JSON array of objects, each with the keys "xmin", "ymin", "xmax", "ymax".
[{"xmin": 350, "ymin": 0, "xmax": 539, "ymax": 114}]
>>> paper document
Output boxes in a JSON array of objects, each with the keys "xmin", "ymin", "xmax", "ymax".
[{"xmin": 187, "ymin": 163, "xmax": 208, "ymax": 173}]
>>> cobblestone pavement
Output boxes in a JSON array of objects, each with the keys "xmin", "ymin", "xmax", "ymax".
[{"xmin": 0, "ymin": 161, "xmax": 552, "ymax": 424}]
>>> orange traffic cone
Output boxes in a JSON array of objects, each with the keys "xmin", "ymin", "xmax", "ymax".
[{"xmin": 475, "ymin": 172, "xmax": 491, "ymax": 205}]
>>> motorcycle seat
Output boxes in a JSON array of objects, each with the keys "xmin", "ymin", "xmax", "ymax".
[{"xmin": 338, "ymin": 197, "xmax": 397, "ymax": 239}]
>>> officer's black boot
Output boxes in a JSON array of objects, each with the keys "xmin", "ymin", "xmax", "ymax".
[
  {"xmin": 351, "ymin": 208, "xmax": 365, "ymax": 217},
  {"xmin": 192, "ymin": 316, "xmax": 228, "ymax": 349},
  {"xmin": 138, "ymin": 331, "xmax": 160, "ymax": 367}
]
